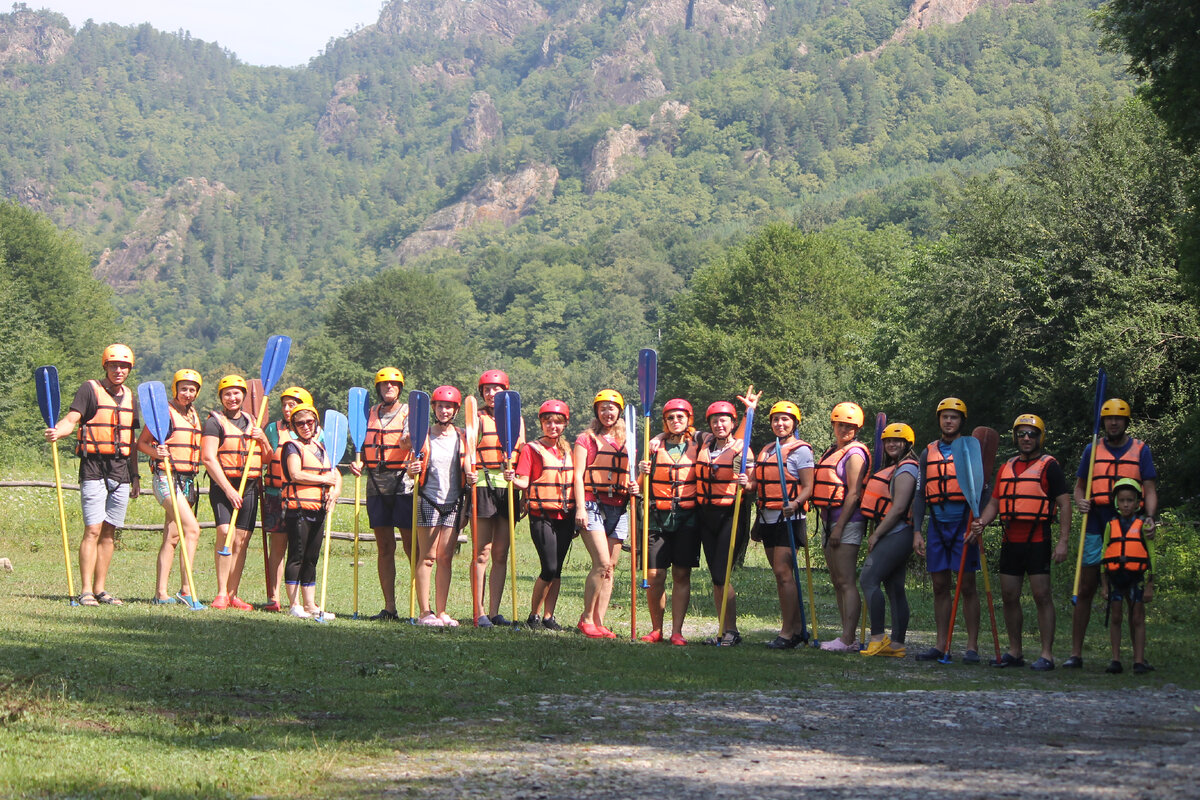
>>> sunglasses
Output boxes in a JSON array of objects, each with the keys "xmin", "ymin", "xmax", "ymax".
[
  {"xmin": 1014, "ymin": 430, "xmax": 1039, "ymax": 439},
  {"xmin": 294, "ymin": 418, "xmax": 317, "ymax": 428}
]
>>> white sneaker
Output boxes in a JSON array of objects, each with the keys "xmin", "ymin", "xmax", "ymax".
[
  {"xmin": 316, "ymin": 610, "xmax": 336, "ymax": 622},
  {"xmin": 289, "ymin": 605, "xmax": 312, "ymax": 618},
  {"xmin": 438, "ymin": 613, "xmax": 459, "ymax": 628},
  {"xmin": 417, "ymin": 613, "xmax": 444, "ymax": 626}
]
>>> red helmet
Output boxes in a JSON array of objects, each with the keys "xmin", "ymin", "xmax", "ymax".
[
  {"xmin": 663, "ymin": 398, "xmax": 693, "ymax": 419},
  {"xmin": 432, "ymin": 385, "xmax": 461, "ymax": 406},
  {"xmin": 705, "ymin": 401, "xmax": 737, "ymax": 421},
  {"xmin": 539, "ymin": 399, "xmax": 569, "ymax": 420},
  {"xmin": 478, "ymin": 369, "xmax": 509, "ymax": 389}
]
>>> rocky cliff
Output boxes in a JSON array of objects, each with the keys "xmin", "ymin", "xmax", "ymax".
[{"xmin": 0, "ymin": 6, "xmax": 72, "ymax": 66}]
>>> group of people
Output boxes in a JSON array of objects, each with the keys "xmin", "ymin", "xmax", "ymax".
[{"xmin": 42, "ymin": 345, "xmax": 1160, "ymax": 672}]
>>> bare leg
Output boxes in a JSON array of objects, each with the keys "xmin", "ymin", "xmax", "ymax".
[
  {"xmin": 670, "ymin": 566, "xmax": 691, "ymax": 639},
  {"xmin": 712, "ymin": 583, "xmax": 736, "ymax": 632},
  {"xmin": 431, "ymin": 526, "xmax": 456, "ymax": 616},
  {"xmin": 155, "ymin": 510, "xmax": 179, "ymax": 600},
  {"xmin": 931, "ymin": 570, "xmax": 952, "ymax": 651},
  {"xmin": 267, "ymin": 531, "xmax": 289, "ymax": 604},
  {"xmin": 595, "ymin": 537, "xmax": 622, "ymax": 628},
  {"xmin": 1131, "ymin": 601, "xmax": 1147, "ymax": 663},
  {"xmin": 226, "ymin": 528, "xmax": 253, "ymax": 598},
  {"xmin": 214, "ymin": 524, "xmax": 232, "ymax": 597},
  {"xmin": 769, "ymin": 546, "xmax": 800, "ymax": 639},
  {"xmin": 961, "ymin": 571, "xmax": 980, "ymax": 652},
  {"xmin": 579, "ymin": 527, "xmax": 611, "ymax": 624},
  {"xmin": 645, "ymin": 567, "xmax": 666, "ymax": 634},
  {"xmin": 1071, "ymin": 565, "xmax": 1100, "ymax": 658},
  {"xmin": 1029, "ymin": 573, "xmax": 1055, "ymax": 661},
  {"xmin": 487, "ymin": 519, "xmax": 510, "ymax": 616},
  {"xmin": 374, "ymin": 526, "xmax": 398, "ymax": 613},
  {"xmin": 415, "ymin": 525, "xmax": 436, "ymax": 617},
  {"xmin": 1000, "ymin": 573, "xmax": 1024, "ymax": 658}
]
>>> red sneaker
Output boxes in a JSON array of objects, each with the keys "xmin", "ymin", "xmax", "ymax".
[
  {"xmin": 577, "ymin": 620, "xmax": 605, "ymax": 638},
  {"xmin": 669, "ymin": 633, "xmax": 687, "ymax": 646},
  {"xmin": 639, "ymin": 630, "xmax": 663, "ymax": 643},
  {"xmin": 261, "ymin": 600, "xmax": 283, "ymax": 613},
  {"xmin": 229, "ymin": 596, "xmax": 253, "ymax": 611},
  {"xmin": 210, "ymin": 594, "xmax": 230, "ymax": 610}
]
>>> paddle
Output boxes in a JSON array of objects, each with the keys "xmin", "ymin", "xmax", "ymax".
[
  {"xmin": 221, "ymin": 336, "xmax": 291, "ymax": 556},
  {"xmin": 862, "ymin": 411, "xmax": 887, "ymax": 644},
  {"xmin": 315, "ymin": 409, "xmax": 348, "ymax": 623},
  {"xmin": 625, "ymin": 404, "xmax": 639, "ymax": 640},
  {"xmin": 1072, "ymin": 367, "xmax": 1107, "ymax": 604},
  {"xmin": 139, "ymin": 381, "xmax": 204, "ymax": 610},
  {"xmin": 35, "ymin": 366, "xmax": 77, "ymax": 606},
  {"xmin": 775, "ymin": 435, "xmax": 808, "ymax": 643},
  {"xmin": 246, "ymin": 379, "xmax": 274, "ymax": 595},
  {"xmin": 717, "ymin": 406, "xmax": 753, "ymax": 644},
  {"xmin": 347, "ymin": 387, "xmax": 369, "ymax": 619},
  {"xmin": 637, "ymin": 348, "xmax": 656, "ymax": 588},
  {"xmin": 494, "ymin": 389, "xmax": 522, "ymax": 626},
  {"xmin": 463, "ymin": 394, "xmax": 481, "ymax": 626},
  {"xmin": 970, "ymin": 425, "xmax": 1003, "ymax": 664},
  {"xmin": 406, "ymin": 390, "xmax": 431, "ymax": 622}
]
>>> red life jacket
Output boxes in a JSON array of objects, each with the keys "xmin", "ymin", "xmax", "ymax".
[
  {"xmin": 150, "ymin": 404, "xmax": 202, "ymax": 475},
  {"xmin": 363, "ymin": 403, "xmax": 410, "ymax": 471},
  {"xmin": 923, "ymin": 441, "xmax": 966, "ymax": 505},
  {"xmin": 282, "ymin": 439, "xmax": 331, "ymax": 512},
  {"xmin": 208, "ymin": 411, "xmax": 263, "ymax": 480},
  {"xmin": 77, "ymin": 380, "xmax": 135, "ymax": 458},
  {"xmin": 811, "ymin": 442, "xmax": 869, "ymax": 509},
  {"xmin": 582, "ymin": 431, "xmax": 629, "ymax": 502},
  {"xmin": 524, "ymin": 440, "xmax": 573, "ymax": 516},
  {"xmin": 647, "ymin": 434, "xmax": 698, "ymax": 512},
  {"xmin": 264, "ymin": 425, "xmax": 296, "ymax": 490},
  {"xmin": 1102, "ymin": 518, "xmax": 1150, "ymax": 575},
  {"xmin": 860, "ymin": 457, "xmax": 918, "ymax": 523},
  {"xmin": 754, "ymin": 438, "xmax": 809, "ymax": 511},
  {"xmin": 695, "ymin": 437, "xmax": 744, "ymax": 508},
  {"xmin": 995, "ymin": 454, "xmax": 1056, "ymax": 523},
  {"xmin": 1090, "ymin": 439, "xmax": 1146, "ymax": 507}
]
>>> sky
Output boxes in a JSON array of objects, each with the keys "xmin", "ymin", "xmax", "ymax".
[{"xmin": 36, "ymin": 1, "xmax": 389, "ymax": 68}]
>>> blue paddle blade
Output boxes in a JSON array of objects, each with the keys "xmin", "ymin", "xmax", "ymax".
[
  {"xmin": 637, "ymin": 348, "xmax": 657, "ymax": 416},
  {"xmin": 624, "ymin": 405, "xmax": 637, "ymax": 465},
  {"xmin": 494, "ymin": 390, "xmax": 521, "ymax": 459},
  {"xmin": 1093, "ymin": 367, "xmax": 1108, "ymax": 433},
  {"xmin": 347, "ymin": 387, "xmax": 369, "ymax": 451},
  {"xmin": 137, "ymin": 381, "xmax": 173, "ymax": 445},
  {"xmin": 408, "ymin": 390, "xmax": 431, "ymax": 455},
  {"xmin": 951, "ymin": 435, "xmax": 985, "ymax": 517},
  {"xmin": 34, "ymin": 365, "xmax": 59, "ymax": 428},
  {"xmin": 323, "ymin": 409, "xmax": 349, "ymax": 466},
  {"xmin": 259, "ymin": 335, "xmax": 292, "ymax": 394},
  {"xmin": 872, "ymin": 412, "xmax": 887, "ymax": 474},
  {"xmin": 739, "ymin": 407, "xmax": 754, "ymax": 465}
]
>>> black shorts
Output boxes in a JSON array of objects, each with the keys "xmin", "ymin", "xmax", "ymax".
[
  {"xmin": 475, "ymin": 485, "xmax": 519, "ymax": 519},
  {"xmin": 647, "ymin": 523, "xmax": 701, "ymax": 570},
  {"xmin": 999, "ymin": 538, "xmax": 1052, "ymax": 577},
  {"xmin": 366, "ymin": 492, "xmax": 413, "ymax": 530},
  {"xmin": 210, "ymin": 479, "xmax": 260, "ymax": 531},
  {"xmin": 695, "ymin": 504, "xmax": 750, "ymax": 586},
  {"xmin": 757, "ymin": 518, "xmax": 806, "ymax": 551}
]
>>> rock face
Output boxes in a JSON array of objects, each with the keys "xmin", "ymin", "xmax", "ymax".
[
  {"xmin": 397, "ymin": 165, "xmax": 558, "ymax": 261},
  {"xmin": 870, "ymin": 0, "xmax": 1033, "ymax": 55},
  {"xmin": 375, "ymin": 0, "xmax": 549, "ymax": 46},
  {"xmin": 316, "ymin": 75, "xmax": 363, "ymax": 147},
  {"xmin": 451, "ymin": 92, "xmax": 503, "ymax": 153},
  {"xmin": 94, "ymin": 178, "xmax": 237, "ymax": 291},
  {"xmin": 0, "ymin": 7, "xmax": 73, "ymax": 66},
  {"xmin": 583, "ymin": 101, "xmax": 689, "ymax": 193},
  {"xmin": 635, "ymin": 0, "xmax": 770, "ymax": 38}
]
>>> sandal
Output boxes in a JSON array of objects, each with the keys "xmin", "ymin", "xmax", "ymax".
[
  {"xmin": 79, "ymin": 592, "xmax": 99, "ymax": 607},
  {"xmin": 95, "ymin": 591, "xmax": 123, "ymax": 606}
]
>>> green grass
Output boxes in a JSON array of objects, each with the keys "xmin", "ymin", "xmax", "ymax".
[{"xmin": 1, "ymin": 459, "xmax": 1196, "ymax": 798}]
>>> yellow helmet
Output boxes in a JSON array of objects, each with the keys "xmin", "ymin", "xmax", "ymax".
[
  {"xmin": 289, "ymin": 403, "xmax": 320, "ymax": 426},
  {"xmin": 172, "ymin": 369, "xmax": 202, "ymax": 396},
  {"xmin": 593, "ymin": 389, "xmax": 625, "ymax": 413},
  {"xmin": 768, "ymin": 401, "xmax": 801, "ymax": 424},
  {"xmin": 281, "ymin": 386, "xmax": 313, "ymax": 406},
  {"xmin": 1100, "ymin": 398, "xmax": 1131, "ymax": 419},
  {"xmin": 1013, "ymin": 414, "xmax": 1045, "ymax": 436},
  {"xmin": 374, "ymin": 367, "xmax": 405, "ymax": 387},
  {"xmin": 101, "ymin": 343, "xmax": 134, "ymax": 367},
  {"xmin": 830, "ymin": 402, "xmax": 864, "ymax": 427},
  {"xmin": 217, "ymin": 375, "xmax": 248, "ymax": 396},
  {"xmin": 936, "ymin": 397, "xmax": 968, "ymax": 418},
  {"xmin": 881, "ymin": 422, "xmax": 915, "ymax": 445}
]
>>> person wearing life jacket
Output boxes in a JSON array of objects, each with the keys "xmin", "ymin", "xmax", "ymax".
[
  {"xmin": 280, "ymin": 403, "xmax": 342, "ymax": 618},
  {"xmin": 857, "ymin": 423, "xmax": 920, "ymax": 658},
  {"xmin": 347, "ymin": 367, "xmax": 412, "ymax": 622},
  {"xmin": 637, "ymin": 398, "xmax": 703, "ymax": 645},
  {"xmin": 1098, "ymin": 478, "xmax": 1155, "ymax": 674},
  {"xmin": 507, "ymin": 400, "xmax": 575, "ymax": 631},
  {"xmin": 136, "ymin": 369, "xmax": 204, "ymax": 606},
  {"xmin": 1065, "ymin": 398, "xmax": 1158, "ymax": 670},
  {"xmin": 812, "ymin": 402, "xmax": 870, "ymax": 653},
  {"xmin": 201, "ymin": 374, "xmax": 272, "ymax": 611},
  {"xmin": 261, "ymin": 386, "xmax": 317, "ymax": 612},
  {"xmin": 969, "ymin": 415, "xmax": 1071, "ymax": 671},
  {"xmin": 407, "ymin": 386, "xmax": 476, "ymax": 627},
  {"xmin": 468, "ymin": 369, "xmax": 525, "ymax": 627},
  {"xmin": 748, "ymin": 400, "xmax": 813, "ymax": 650},
  {"xmin": 911, "ymin": 397, "xmax": 981, "ymax": 663},
  {"xmin": 573, "ymin": 390, "xmax": 639, "ymax": 639},
  {"xmin": 44, "ymin": 344, "xmax": 141, "ymax": 607}
]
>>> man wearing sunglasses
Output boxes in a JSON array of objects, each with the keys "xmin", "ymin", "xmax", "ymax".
[{"xmin": 969, "ymin": 414, "xmax": 1071, "ymax": 671}]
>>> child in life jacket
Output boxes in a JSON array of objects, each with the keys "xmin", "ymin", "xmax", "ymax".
[{"xmin": 1100, "ymin": 478, "xmax": 1155, "ymax": 675}]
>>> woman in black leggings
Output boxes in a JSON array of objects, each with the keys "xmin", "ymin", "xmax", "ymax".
[
  {"xmin": 858, "ymin": 423, "xmax": 919, "ymax": 657},
  {"xmin": 281, "ymin": 404, "xmax": 342, "ymax": 619}
]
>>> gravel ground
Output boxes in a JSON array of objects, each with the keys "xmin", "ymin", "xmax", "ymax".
[{"xmin": 341, "ymin": 687, "xmax": 1200, "ymax": 798}]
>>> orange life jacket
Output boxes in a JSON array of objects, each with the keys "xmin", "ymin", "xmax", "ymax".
[
  {"xmin": 694, "ymin": 437, "xmax": 746, "ymax": 508},
  {"xmin": 995, "ymin": 454, "xmax": 1056, "ymax": 523},
  {"xmin": 1090, "ymin": 439, "xmax": 1147, "ymax": 507},
  {"xmin": 77, "ymin": 380, "xmax": 136, "ymax": 458},
  {"xmin": 754, "ymin": 439, "xmax": 809, "ymax": 511},
  {"xmin": 417, "ymin": 427, "xmax": 469, "ymax": 490},
  {"xmin": 209, "ymin": 411, "xmax": 264, "ymax": 480},
  {"xmin": 583, "ymin": 431, "xmax": 629, "ymax": 502},
  {"xmin": 860, "ymin": 457, "xmax": 919, "ymax": 522},
  {"xmin": 475, "ymin": 410, "xmax": 522, "ymax": 470},
  {"xmin": 524, "ymin": 440, "xmax": 573, "ymax": 516},
  {"xmin": 281, "ymin": 439, "xmax": 330, "ymax": 512},
  {"xmin": 363, "ymin": 403, "xmax": 410, "ymax": 471},
  {"xmin": 151, "ymin": 404, "xmax": 202, "ymax": 474},
  {"xmin": 811, "ymin": 442, "xmax": 869, "ymax": 509},
  {"xmin": 923, "ymin": 441, "xmax": 967, "ymax": 505},
  {"xmin": 1102, "ymin": 518, "xmax": 1150, "ymax": 575},
  {"xmin": 648, "ymin": 435, "xmax": 698, "ymax": 512},
  {"xmin": 264, "ymin": 424, "xmax": 296, "ymax": 490}
]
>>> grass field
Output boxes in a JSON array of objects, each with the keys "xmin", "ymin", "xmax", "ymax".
[{"xmin": 1, "ymin": 460, "xmax": 1195, "ymax": 798}]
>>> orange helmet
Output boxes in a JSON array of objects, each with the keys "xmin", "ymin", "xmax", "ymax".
[{"xmin": 830, "ymin": 402, "xmax": 864, "ymax": 427}]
